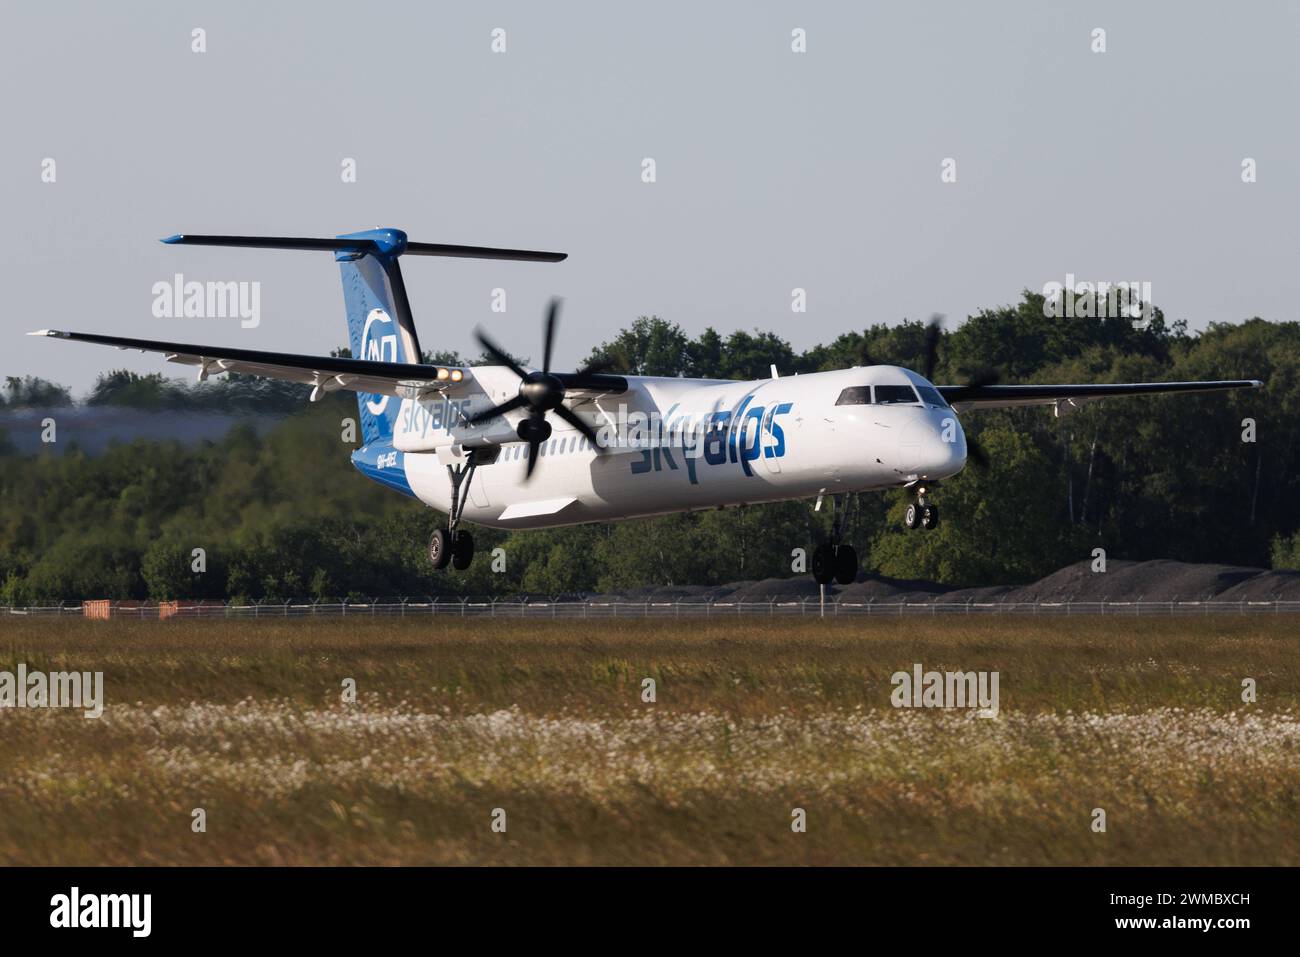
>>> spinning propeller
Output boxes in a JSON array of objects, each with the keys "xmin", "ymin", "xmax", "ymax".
[{"xmin": 468, "ymin": 298, "xmax": 611, "ymax": 478}]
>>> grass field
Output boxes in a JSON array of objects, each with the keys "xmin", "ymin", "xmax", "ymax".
[{"xmin": 0, "ymin": 615, "xmax": 1296, "ymax": 865}]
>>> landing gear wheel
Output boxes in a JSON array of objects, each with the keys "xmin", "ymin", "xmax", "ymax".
[
  {"xmin": 904, "ymin": 503, "xmax": 920, "ymax": 529},
  {"xmin": 428, "ymin": 528, "xmax": 451, "ymax": 570},
  {"xmin": 451, "ymin": 531, "xmax": 475, "ymax": 571},
  {"xmin": 834, "ymin": 545, "xmax": 858, "ymax": 585},
  {"xmin": 921, "ymin": 505, "xmax": 939, "ymax": 530},
  {"xmin": 811, "ymin": 544, "xmax": 836, "ymax": 585}
]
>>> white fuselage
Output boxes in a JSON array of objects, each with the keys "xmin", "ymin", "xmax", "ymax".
[{"xmin": 383, "ymin": 365, "xmax": 966, "ymax": 530}]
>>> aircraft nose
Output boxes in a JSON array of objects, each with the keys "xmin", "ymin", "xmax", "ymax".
[
  {"xmin": 925, "ymin": 416, "xmax": 967, "ymax": 478},
  {"xmin": 898, "ymin": 413, "xmax": 967, "ymax": 479},
  {"xmin": 920, "ymin": 426, "xmax": 967, "ymax": 479}
]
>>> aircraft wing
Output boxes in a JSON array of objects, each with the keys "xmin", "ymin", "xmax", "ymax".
[
  {"xmin": 29, "ymin": 329, "xmax": 630, "ymax": 407},
  {"xmin": 28, "ymin": 328, "xmax": 476, "ymax": 402},
  {"xmin": 938, "ymin": 379, "xmax": 1263, "ymax": 413}
]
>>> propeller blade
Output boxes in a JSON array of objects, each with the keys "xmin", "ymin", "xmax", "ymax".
[
  {"xmin": 557, "ymin": 355, "xmax": 629, "ymax": 394},
  {"xmin": 922, "ymin": 314, "xmax": 943, "ymax": 381},
  {"xmin": 524, "ymin": 416, "xmax": 547, "ymax": 479},
  {"xmin": 542, "ymin": 298, "xmax": 560, "ymax": 373},
  {"xmin": 966, "ymin": 436, "xmax": 989, "ymax": 468},
  {"xmin": 475, "ymin": 329, "xmax": 528, "ymax": 380},
  {"xmin": 466, "ymin": 394, "xmax": 526, "ymax": 426},
  {"xmin": 553, "ymin": 403, "xmax": 606, "ymax": 453}
]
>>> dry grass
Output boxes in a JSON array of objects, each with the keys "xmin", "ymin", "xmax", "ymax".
[{"xmin": 0, "ymin": 615, "xmax": 1296, "ymax": 865}]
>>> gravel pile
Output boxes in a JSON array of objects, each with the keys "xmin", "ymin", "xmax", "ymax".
[{"xmin": 587, "ymin": 559, "xmax": 1300, "ymax": 603}]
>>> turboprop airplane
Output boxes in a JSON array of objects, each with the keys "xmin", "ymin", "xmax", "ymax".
[{"xmin": 30, "ymin": 229, "xmax": 1262, "ymax": 585}]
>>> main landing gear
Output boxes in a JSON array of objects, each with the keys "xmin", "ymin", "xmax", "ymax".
[
  {"xmin": 903, "ymin": 485, "xmax": 940, "ymax": 531},
  {"xmin": 811, "ymin": 492, "xmax": 858, "ymax": 586},
  {"xmin": 429, "ymin": 455, "xmax": 478, "ymax": 571}
]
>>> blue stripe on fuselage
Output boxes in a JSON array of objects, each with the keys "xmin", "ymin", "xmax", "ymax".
[{"xmin": 350, "ymin": 442, "xmax": 416, "ymax": 499}]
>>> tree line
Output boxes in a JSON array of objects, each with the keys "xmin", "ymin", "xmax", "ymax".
[{"xmin": 1, "ymin": 290, "xmax": 1297, "ymax": 602}]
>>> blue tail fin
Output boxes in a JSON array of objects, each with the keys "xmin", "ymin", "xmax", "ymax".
[
  {"xmin": 159, "ymin": 228, "xmax": 567, "ymax": 445},
  {"xmin": 335, "ymin": 229, "xmax": 421, "ymax": 444}
]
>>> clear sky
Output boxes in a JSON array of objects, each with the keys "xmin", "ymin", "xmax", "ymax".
[{"xmin": 4, "ymin": 0, "xmax": 1297, "ymax": 393}]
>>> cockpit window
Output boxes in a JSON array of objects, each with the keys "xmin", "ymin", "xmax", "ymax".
[
  {"xmin": 834, "ymin": 386, "xmax": 873, "ymax": 406},
  {"xmin": 915, "ymin": 385, "xmax": 948, "ymax": 408},
  {"xmin": 874, "ymin": 384, "xmax": 920, "ymax": 405}
]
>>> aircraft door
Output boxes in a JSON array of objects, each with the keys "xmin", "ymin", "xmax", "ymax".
[{"xmin": 762, "ymin": 406, "xmax": 782, "ymax": 474}]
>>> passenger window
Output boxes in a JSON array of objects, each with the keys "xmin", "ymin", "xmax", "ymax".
[{"xmin": 835, "ymin": 386, "xmax": 873, "ymax": 406}]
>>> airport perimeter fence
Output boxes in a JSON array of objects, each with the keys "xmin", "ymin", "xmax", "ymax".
[{"xmin": 4, "ymin": 597, "xmax": 1300, "ymax": 620}]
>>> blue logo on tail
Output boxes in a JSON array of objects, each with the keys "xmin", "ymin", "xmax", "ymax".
[
  {"xmin": 359, "ymin": 308, "xmax": 399, "ymax": 416},
  {"xmin": 339, "ymin": 240, "xmax": 409, "ymax": 443}
]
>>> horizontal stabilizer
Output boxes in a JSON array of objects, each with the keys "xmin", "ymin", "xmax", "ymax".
[
  {"xmin": 404, "ymin": 242, "xmax": 566, "ymax": 262},
  {"xmin": 161, "ymin": 233, "xmax": 566, "ymax": 262}
]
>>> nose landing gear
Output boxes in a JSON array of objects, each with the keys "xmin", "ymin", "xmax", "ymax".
[{"xmin": 903, "ymin": 486, "xmax": 940, "ymax": 531}]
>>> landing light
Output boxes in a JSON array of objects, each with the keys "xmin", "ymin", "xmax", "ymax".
[
  {"xmin": 436, "ymin": 368, "xmax": 450, "ymax": 381},
  {"xmin": 450, "ymin": 369, "xmax": 464, "ymax": 382}
]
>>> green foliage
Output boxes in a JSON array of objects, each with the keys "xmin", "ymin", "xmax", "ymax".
[
  {"xmin": 1, "ymin": 295, "xmax": 1297, "ymax": 599},
  {"xmin": 870, "ymin": 428, "xmax": 1083, "ymax": 584},
  {"xmin": 586, "ymin": 316, "xmax": 695, "ymax": 376},
  {"xmin": 588, "ymin": 317, "xmax": 809, "ymax": 380},
  {"xmin": 1272, "ymin": 530, "xmax": 1300, "ymax": 571},
  {"xmin": 85, "ymin": 369, "xmax": 308, "ymax": 414},
  {"xmin": 140, "ymin": 537, "xmax": 230, "ymax": 601},
  {"xmin": 3, "ymin": 376, "xmax": 72, "ymax": 408}
]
